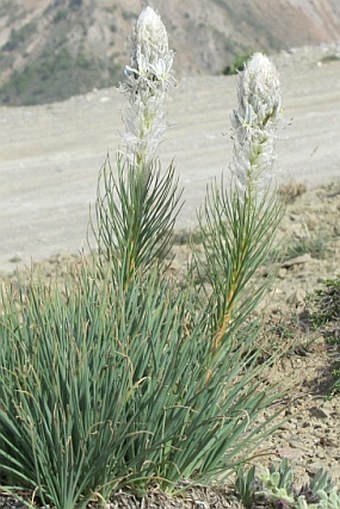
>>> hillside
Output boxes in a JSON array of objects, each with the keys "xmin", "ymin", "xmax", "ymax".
[{"xmin": 0, "ymin": 0, "xmax": 340, "ymax": 105}]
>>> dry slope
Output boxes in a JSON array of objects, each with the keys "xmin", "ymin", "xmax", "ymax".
[{"xmin": 0, "ymin": 0, "xmax": 340, "ymax": 104}]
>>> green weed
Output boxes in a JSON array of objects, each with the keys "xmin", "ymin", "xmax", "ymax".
[
  {"xmin": 2, "ymin": 22, "xmax": 36, "ymax": 51},
  {"xmin": 223, "ymin": 52, "xmax": 254, "ymax": 75},
  {"xmin": 284, "ymin": 232, "xmax": 330, "ymax": 261},
  {"xmin": 0, "ymin": 48, "xmax": 120, "ymax": 105}
]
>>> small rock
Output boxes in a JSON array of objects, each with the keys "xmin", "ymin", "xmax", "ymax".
[
  {"xmin": 331, "ymin": 402, "xmax": 340, "ymax": 417},
  {"xmin": 287, "ymin": 288, "xmax": 307, "ymax": 306},
  {"xmin": 307, "ymin": 462, "xmax": 326, "ymax": 475},
  {"xmin": 278, "ymin": 447, "xmax": 304, "ymax": 460},
  {"xmin": 278, "ymin": 421, "xmax": 295, "ymax": 431},
  {"xmin": 309, "ymin": 406, "xmax": 329, "ymax": 419},
  {"xmin": 316, "ymin": 450, "xmax": 326, "ymax": 459},
  {"xmin": 282, "ymin": 253, "xmax": 313, "ymax": 268},
  {"xmin": 319, "ymin": 436, "xmax": 338, "ymax": 447},
  {"xmin": 278, "ymin": 268, "xmax": 288, "ymax": 279}
]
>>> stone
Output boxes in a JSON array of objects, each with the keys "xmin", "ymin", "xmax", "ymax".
[
  {"xmin": 282, "ymin": 253, "xmax": 313, "ymax": 268},
  {"xmin": 309, "ymin": 406, "xmax": 330, "ymax": 419},
  {"xmin": 307, "ymin": 462, "xmax": 326, "ymax": 475},
  {"xmin": 278, "ymin": 447, "xmax": 304, "ymax": 460}
]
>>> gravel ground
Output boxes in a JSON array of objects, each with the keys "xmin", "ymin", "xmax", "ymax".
[{"xmin": 170, "ymin": 180, "xmax": 340, "ymax": 487}]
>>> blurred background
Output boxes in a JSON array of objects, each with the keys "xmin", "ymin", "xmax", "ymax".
[{"xmin": 0, "ymin": 0, "xmax": 339, "ymax": 106}]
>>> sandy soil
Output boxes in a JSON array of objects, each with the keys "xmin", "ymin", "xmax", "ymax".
[{"xmin": 0, "ymin": 49, "xmax": 340, "ymax": 272}]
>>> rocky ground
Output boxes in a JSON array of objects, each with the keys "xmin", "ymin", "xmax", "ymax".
[{"xmin": 171, "ymin": 179, "xmax": 340, "ymax": 489}]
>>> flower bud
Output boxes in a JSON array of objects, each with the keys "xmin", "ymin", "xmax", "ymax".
[
  {"xmin": 231, "ymin": 53, "xmax": 281, "ymax": 198},
  {"xmin": 121, "ymin": 7, "xmax": 174, "ymax": 164}
]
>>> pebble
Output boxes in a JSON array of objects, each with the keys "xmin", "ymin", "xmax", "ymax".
[
  {"xmin": 332, "ymin": 403, "xmax": 340, "ymax": 416},
  {"xmin": 309, "ymin": 406, "xmax": 330, "ymax": 419},
  {"xmin": 278, "ymin": 447, "xmax": 304, "ymax": 460},
  {"xmin": 307, "ymin": 462, "xmax": 326, "ymax": 474},
  {"xmin": 278, "ymin": 268, "xmax": 288, "ymax": 279}
]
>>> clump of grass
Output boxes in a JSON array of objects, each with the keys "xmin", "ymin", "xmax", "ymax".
[
  {"xmin": 311, "ymin": 276, "xmax": 340, "ymax": 327},
  {"xmin": 320, "ymin": 54, "xmax": 340, "ymax": 64},
  {"xmin": 259, "ymin": 308, "xmax": 314, "ymax": 358},
  {"xmin": 278, "ymin": 180, "xmax": 306, "ymax": 203},
  {"xmin": 284, "ymin": 230, "xmax": 330, "ymax": 260}
]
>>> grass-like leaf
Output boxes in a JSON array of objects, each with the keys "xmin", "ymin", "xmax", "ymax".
[
  {"xmin": 0, "ymin": 256, "xmax": 283, "ymax": 507},
  {"xmin": 90, "ymin": 154, "xmax": 182, "ymax": 285}
]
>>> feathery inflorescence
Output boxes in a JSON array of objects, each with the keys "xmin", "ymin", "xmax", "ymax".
[
  {"xmin": 231, "ymin": 52, "xmax": 281, "ymax": 198},
  {"xmin": 121, "ymin": 6, "xmax": 175, "ymax": 164}
]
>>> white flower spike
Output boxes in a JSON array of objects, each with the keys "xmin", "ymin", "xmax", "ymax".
[
  {"xmin": 122, "ymin": 6, "xmax": 174, "ymax": 164},
  {"xmin": 231, "ymin": 52, "xmax": 281, "ymax": 198}
]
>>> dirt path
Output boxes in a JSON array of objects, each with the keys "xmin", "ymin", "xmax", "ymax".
[{"xmin": 0, "ymin": 54, "xmax": 340, "ymax": 272}]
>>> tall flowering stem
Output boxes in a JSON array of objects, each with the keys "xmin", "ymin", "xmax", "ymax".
[
  {"xmin": 91, "ymin": 7, "xmax": 180, "ymax": 284},
  {"xmin": 121, "ymin": 6, "xmax": 175, "ymax": 165},
  {"xmin": 197, "ymin": 53, "xmax": 283, "ymax": 353}
]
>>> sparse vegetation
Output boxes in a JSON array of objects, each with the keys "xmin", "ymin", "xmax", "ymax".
[
  {"xmin": 284, "ymin": 231, "xmax": 330, "ymax": 261},
  {"xmin": 223, "ymin": 51, "xmax": 255, "ymax": 75},
  {"xmin": 0, "ymin": 0, "xmax": 17, "ymax": 18},
  {"xmin": 52, "ymin": 8, "xmax": 68, "ymax": 24},
  {"xmin": 0, "ymin": 48, "xmax": 121, "ymax": 106},
  {"xmin": 320, "ymin": 54, "xmax": 340, "ymax": 63},
  {"xmin": 0, "ymin": 52, "xmax": 12, "ymax": 72},
  {"xmin": 173, "ymin": 229, "xmax": 204, "ymax": 246},
  {"xmin": 69, "ymin": 0, "xmax": 83, "ymax": 9},
  {"xmin": 309, "ymin": 276, "xmax": 340, "ymax": 394},
  {"xmin": 235, "ymin": 460, "xmax": 339, "ymax": 509},
  {"xmin": 2, "ymin": 22, "xmax": 36, "ymax": 51},
  {"xmin": 122, "ymin": 9, "xmax": 136, "ymax": 20},
  {"xmin": 278, "ymin": 181, "xmax": 307, "ymax": 203}
]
